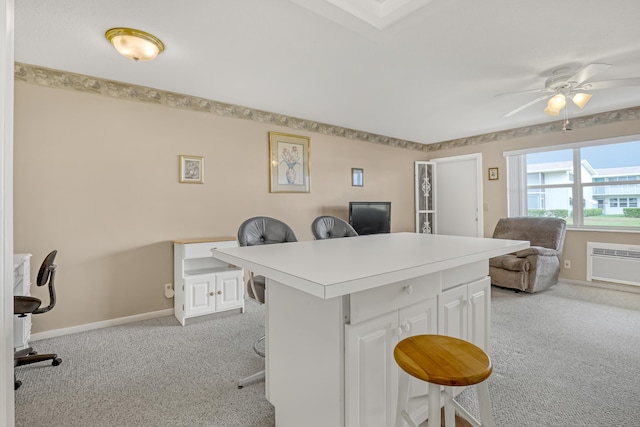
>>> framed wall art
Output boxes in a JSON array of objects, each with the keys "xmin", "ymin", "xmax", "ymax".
[
  {"xmin": 488, "ymin": 167, "xmax": 499, "ymax": 181},
  {"xmin": 269, "ymin": 132, "xmax": 310, "ymax": 193},
  {"xmin": 179, "ymin": 155, "xmax": 204, "ymax": 184}
]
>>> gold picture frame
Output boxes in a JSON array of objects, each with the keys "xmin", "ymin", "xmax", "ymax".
[
  {"xmin": 269, "ymin": 132, "xmax": 310, "ymax": 193},
  {"xmin": 179, "ymin": 155, "xmax": 204, "ymax": 184},
  {"xmin": 488, "ymin": 167, "xmax": 499, "ymax": 181}
]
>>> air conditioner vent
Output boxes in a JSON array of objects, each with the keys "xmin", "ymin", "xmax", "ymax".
[{"xmin": 587, "ymin": 242, "xmax": 640, "ymax": 287}]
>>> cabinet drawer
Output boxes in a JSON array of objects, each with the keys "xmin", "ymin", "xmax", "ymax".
[
  {"xmin": 350, "ymin": 273, "xmax": 440, "ymax": 325},
  {"xmin": 184, "ymin": 240, "xmax": 237, "ymax": 259}
]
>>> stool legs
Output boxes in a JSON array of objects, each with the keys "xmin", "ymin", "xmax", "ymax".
[
  {"xmin": 396, "ymin": 379, "xmax": 494, "ymax": 427},
  {"xmin": 443, "ymin": 386, "xmax": 456, "ymax": 427},
  {"xmin": 476, "ymin": 381, "xmax": 495, "ymax": 427},
  {"xmin": 427, "ymin": 382, "xmax": 441, "ymax": 427},
  {"xmin": 395, "ymin": 369, "xmax": 418, "ymax": 427}
]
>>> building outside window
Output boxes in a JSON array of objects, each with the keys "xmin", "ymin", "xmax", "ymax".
[{"xmin": 506, "ymin": 137, "xmax": 640, "ymax": 230}]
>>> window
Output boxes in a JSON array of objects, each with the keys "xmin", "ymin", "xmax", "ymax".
[{"xmin": 505, "ymin": 137, "xmax": 640, "ymax": 230}]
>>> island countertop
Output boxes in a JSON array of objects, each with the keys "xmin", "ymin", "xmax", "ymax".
[{"xmin": 212, "ymin": 232, "xmax": 528, "ymax": 299}]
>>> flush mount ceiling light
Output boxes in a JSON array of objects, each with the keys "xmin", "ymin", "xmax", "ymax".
[{"xmin": 105, "ymin": 28, "xmax": 164, "ymax": 62}]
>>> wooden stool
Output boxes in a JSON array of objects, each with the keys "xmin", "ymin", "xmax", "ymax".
[{"xmin": 394, "ymin": 334, "xmax": 494, "ymax": 427}]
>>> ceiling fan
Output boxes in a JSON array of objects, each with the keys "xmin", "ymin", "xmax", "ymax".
[{"xmin": 498, "ymin": 63, "xmax": 640, "ymax": 118}]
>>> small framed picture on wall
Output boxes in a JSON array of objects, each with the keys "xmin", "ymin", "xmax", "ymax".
[
  {"xmin": 179, "ymin": 155, "xmax": 204, "ymax": 184},
  {"xmin": 488, "ymin": 167, "xmax": 499, "ymax": 180},
  {"xmin": 352, "ymin": 168, "xmax": 363, "ymax": 186}
]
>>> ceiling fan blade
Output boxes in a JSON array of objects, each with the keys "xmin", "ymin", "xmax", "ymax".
[
  {"xmin": 495, "ymin": 88, "xmax": 549, "ymax": 97},
  {"xmin": 580, "ymin": 77, "xmax": 640, "ymax": 91},
  {"xmin": 502, "ymin": 94, "xmax": 551, "ymax": 117},
  {"xmin": 568, "ymin": 63, "xmax": 611, "ymax": 85}
]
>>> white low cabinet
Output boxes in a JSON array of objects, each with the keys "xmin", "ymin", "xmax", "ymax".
[{"xmin": 173, "ymin": 237, "xmax": 244, "ymax": 326}]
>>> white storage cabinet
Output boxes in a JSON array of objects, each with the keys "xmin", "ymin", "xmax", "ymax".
[{"xmin": 173, "ymin": 238, "xmax": 244, "ymax": 326}]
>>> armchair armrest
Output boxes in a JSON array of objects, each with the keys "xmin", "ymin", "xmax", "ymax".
[{"xmin": 515, "ymin": 246, "xmax": 559, "ymax": 258}]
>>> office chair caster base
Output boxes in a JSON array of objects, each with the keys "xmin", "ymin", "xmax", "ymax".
[
  {"xmin": 52, "ymin": 357, "xmax": 62, "ymax": 366},
  {"xmin": 15, "ymin": 380, "xmax": 22, "ymax": 390}
]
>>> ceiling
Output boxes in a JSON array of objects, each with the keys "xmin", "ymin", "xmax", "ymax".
[{"xmin": 14, "ymin": 0, "xmax": 640, "ymax": 146}]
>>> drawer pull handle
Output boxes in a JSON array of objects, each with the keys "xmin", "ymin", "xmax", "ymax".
[
  {"xmin": 404, "ymin": 285, "xmax": 413, "ymax": 295},
  {"xmin": 217, "ymin": 290, "xmax": 222, "ymax": 295},
  {"xmin": 209, "ymin": 292, "xmax": 215, "ymax": 296},
  {"xmin": 401, "ymin": 323, "xmax": 411, "ymax": 334}
]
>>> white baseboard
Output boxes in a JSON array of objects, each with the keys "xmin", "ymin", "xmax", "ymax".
[
  {"xmin": 560, "ymin": 278, "xmax": 640, "ymax": 295},
  {"xmin": 30, "ymin": 308, "xmax": 174, "ymax": 342}
]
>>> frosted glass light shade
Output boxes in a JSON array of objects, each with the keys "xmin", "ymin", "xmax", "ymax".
[
  {"xmin": 548, "ymin": 94, "xmax": 566, "ymax": 110},
  {"xmin": 543, "ymin": 106, "xmax": 561, "ymax": 116},
  {"xmin": 572, "ymin": 92, "xmax": 592, "ymax": 109},
  {"xmin": 105, "ymin": 28, "xmax": 164, "ymax": 61}
]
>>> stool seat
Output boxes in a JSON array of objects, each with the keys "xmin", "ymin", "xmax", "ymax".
[
  {"xmin": 394, "ymin": 335, "xmax": 495, "ymax": 427},
  {"xmin": 394, "ymin": 334, "xmax": 492, "ymax": 387}
]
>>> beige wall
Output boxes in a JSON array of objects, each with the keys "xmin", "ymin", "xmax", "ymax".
[
  {"xmin": 14, "ymin": 82, "xmax": 426, "ymax": 333},
  {"xmin": 428, "ymin": 120, "xmax": 640, "ymax": 283},
  {"xmin": 15, "ymin": 81, "xmax": 640, "ymax": 334}
]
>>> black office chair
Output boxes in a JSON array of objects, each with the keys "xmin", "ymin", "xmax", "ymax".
[
  {"xmin": 311, "ymin": 215, "xmax": 358, "ymax": 239},
  {"xmin": 236, "ymin": 217, "xmax": 297, "ymax": 388},
  {"xmin": 14, "ymin": 250, "xmax": 62, "ymax": 390}
]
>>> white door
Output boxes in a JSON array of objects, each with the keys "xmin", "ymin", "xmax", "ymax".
[{"xmin": 432, "ymin": 154, "xmax": 483, "ymax": 237}]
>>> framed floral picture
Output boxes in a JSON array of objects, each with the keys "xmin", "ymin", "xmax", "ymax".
[
  {"xmin": 269, "ymin": 132, "xmax": 310, "ymax": 193},
  {"xmin": 179, "ymin": 155, "xmax": 204, "ymax": 184}
]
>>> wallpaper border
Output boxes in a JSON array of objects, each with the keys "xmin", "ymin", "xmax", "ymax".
[{"xmin": 14, "ymin": 62, "xmax": 640, "ymax": 153}]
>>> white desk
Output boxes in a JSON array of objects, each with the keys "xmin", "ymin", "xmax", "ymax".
[{"xmin": 213, "ymin": 232, "xmax": 528, "ymax": 427}]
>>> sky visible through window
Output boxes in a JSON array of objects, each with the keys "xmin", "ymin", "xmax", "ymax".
[{"xmin": 527, "ymin": 140, "xmax": 640, "ymax": 168}]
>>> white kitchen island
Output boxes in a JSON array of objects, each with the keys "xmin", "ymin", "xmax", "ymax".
[{"xmin": 213, "ymin": 232, "xmax": 528, "ymax": 427}]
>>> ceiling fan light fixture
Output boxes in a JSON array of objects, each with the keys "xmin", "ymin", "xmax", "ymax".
[
  {"xmin": 105, "ymin": 28, "xmax": 164, "ymax": 62},
  {"xmin": 548, "ymin": 94, "xmax": 566, "ymax": 110},
  {"xmin": 543, "ymin": 106, "xmax": 561, "ymax": 116},
  {"xmin": 572, "ymin": 92, "xmax": 592, "ymax": 109}
]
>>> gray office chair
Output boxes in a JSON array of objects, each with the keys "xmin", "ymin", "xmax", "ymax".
[
  {"xmin": 14, "ymin": 250, "xmax": 62, "ymax": 389},
  {"xmin": 311, "ymin": 215, "xmax": 358, "ymax": 239},
  {"xmin": 237, "ymin": 216, "xmax": 297, "ymax": 388}
]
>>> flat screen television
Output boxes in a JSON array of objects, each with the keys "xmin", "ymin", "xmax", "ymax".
[{"xmin": 349, "ymin": 202, "xmax": 391, "ymax": 235}]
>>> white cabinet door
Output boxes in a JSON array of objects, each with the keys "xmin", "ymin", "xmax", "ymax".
[
  {"xmin": 438, "ymin": 276, "xmax": 490, "ymax": 350},
  {"xmin": 399, "ymin": 298, "xmax": 438, "ymax": 424},
  {"xmin": 215, "ymin": 270, "xmax": 243, "ymax": 312},
  {"xmin": 438, "ymin": 285, "xmax": 468, "ymax": 340},
  {"xmin": 345, "ymin": 311, "xmax": 398, "ymax": 427},
  {"xmin": 185, "ymin": 274, "xmax": 216, "ymax": 317},
  {"xmin": 467, "ymin": 277, "xmax": 491, "ymax": 351},
  {"xmin": 345, "ymin": 297, "xmax": 438, "ymax": 427}
]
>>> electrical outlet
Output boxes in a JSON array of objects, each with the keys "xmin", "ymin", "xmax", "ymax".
[
  {"xmin": 564, "ymin": 260, "xmax": 571, "ymax": 269},
  {"xmin": 164, "ymin": 283, "xmax": 174, "ymax": 298}
]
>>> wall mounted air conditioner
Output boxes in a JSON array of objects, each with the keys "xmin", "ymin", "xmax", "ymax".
[{"xmin": 587, "ymin": 242, "xmax": 640, "ymax": 287}]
